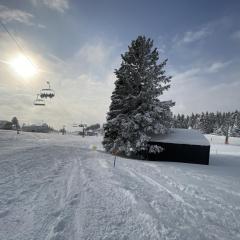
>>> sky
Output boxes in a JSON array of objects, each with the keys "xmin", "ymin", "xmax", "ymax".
[{"xmin": 0, "ymin": 0, "xmax": 240, "ymax": 129}]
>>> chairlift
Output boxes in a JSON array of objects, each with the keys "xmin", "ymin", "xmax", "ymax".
[
  {"xmin": 40, "ymin": 81, "xmax": 55, "ymax": 99},
  {"xmin": 34, "ymin": 94, "xmax": 45, "ymax": 106}
]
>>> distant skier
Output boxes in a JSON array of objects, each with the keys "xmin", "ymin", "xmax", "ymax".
[{"xmin": 60, "ymin": 126, "xmax": 66, "ymax": 135}]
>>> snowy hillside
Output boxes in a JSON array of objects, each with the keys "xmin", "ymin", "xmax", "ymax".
[{"xmin": 0, "ymin": 130, "xmax": 240, "ymax": 240}]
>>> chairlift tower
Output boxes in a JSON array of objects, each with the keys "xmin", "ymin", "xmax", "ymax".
[{"xmin": 73, "ymin": 123, "xmax": 87, "ymax": 137}]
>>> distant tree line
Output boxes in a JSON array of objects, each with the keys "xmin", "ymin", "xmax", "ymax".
[
  {"xmin": 0, "ymin": 117, "xmax": 20, "ymax": 130},
  {"xmin": 172, "ymin": 111, "xmax": 240, "ymax": 137},
  {"xmin": 0, "ymin": 116, "xmax": 56, "ymax": 133}
]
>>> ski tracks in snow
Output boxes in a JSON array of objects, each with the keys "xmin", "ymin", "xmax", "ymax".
[
  {"xmin": 1, "ymin": 132, "xmax": 240, "ymax": 240},
  {"xmin": 116, "ymin": 160, "xmax": 240, "ymax": 240}
]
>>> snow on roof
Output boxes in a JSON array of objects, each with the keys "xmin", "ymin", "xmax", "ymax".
[{"xmin": 150, "ymin": 128, "xmax": 210, "ymax": 146}]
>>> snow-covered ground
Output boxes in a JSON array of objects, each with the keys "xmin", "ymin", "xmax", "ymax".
[{"xmin": 0, "ymin": 130, "xmax": 240, "ymax": 240}]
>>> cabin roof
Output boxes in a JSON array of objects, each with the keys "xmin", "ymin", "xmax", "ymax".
[{"xmin": 150, "ymin": 128, "xmax": 210, "ymax": 146}]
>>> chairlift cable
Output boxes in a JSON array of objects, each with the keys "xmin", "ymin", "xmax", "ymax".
[{"xmin": 0, "ymin": 20, "xmax": 37, "ymax": 69}]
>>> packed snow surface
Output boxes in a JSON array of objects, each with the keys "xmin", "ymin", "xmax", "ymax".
[
  {"xmin": 0, "ymin": 130, "xmax": 240, "ymax": 240},
  {"xmin": 151, "ymin": 128, "xmax": 210, "ymax": 146}
]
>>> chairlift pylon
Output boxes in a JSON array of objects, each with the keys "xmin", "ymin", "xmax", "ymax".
[
  {"xmin": 34, "ymin": 94, "xmax": 45, "ymax": 106},
  {"xmin": 40, "ymin": 81, "xmax": 55, "ymax": 99}
]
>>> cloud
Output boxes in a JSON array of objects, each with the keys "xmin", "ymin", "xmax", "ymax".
[
  {"xmin": 77, "ymin": 42, "xmax": 111, "ymax": 66},
  {"xmin": 182, "ymin": 27, "xmax": 210, "ymax": 43},
  {"xmin": 163, "ymin": 59, "xmax": 239, "ymax": 115},
  {"xmin": 231, "ymin": 30, "xmax": 240, "ymax": 40},
  {"xmin": 172, "ymin": 17, "xmax": 233, "ymax": 49},
  {"xmin": 30, "ymin": 0, "xmax": 69, "ymax": 13},
  {"xmin": 0, "ymin": 4, "xmax": 45, "ymax": 28},
  {"xmin": 206, "ymin": 61, "xmax": 231, "ymax": 73},
  {"xmin": 172, "ymin": 68, "xmax": 200, "ymax": 84},
  {"xmin": 169, "ymin": 79, "xmax": 240, "ymax": 115},
  {"xmin": 169, "ymin": 60, "xmax": 232, "ymax": 87},
  {"xmin": 0, "ymin": 4, "xmax": 34, "ymax": 25},
  {"xmin": 174, "ymin": 26, "xmax": 210, "ymax": 47},
  {"xmin": 37, "ymin": 23, "xmax": 46, "ymax": 29}
]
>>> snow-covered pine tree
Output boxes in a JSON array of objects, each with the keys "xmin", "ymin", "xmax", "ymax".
[
  {"xmin": 176, "ymin": 114, "xmax": 181, "ymax": 128},
  {"xmin": 188, "ymin": 113, "xmax": 195, "ymax": 128},
  {"xmin": 199, "ymin": 112, "xmax": 215, "ymax": 134},
  {"xmin": 171, "ymin": 115, "xmax": 177, "ymax": 128},
  {"xmin": 197, "ymin": 113, "xmax": 205, "ymax": 132},
  {"xmin": 103, "ymin": 36, "xmax": 174, "ymax": 156},
  {"xmin": 230, "ymin": 111, "xmax": 240, "ymax": 137}
]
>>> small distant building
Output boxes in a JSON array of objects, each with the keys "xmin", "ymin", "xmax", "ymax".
[
  {"xmin": 86, "ymin": 130, "xmax": 98, "ymax": 136},
  {"xmin": 22, "ymin": 123, "xmax": 50, "ymax": 133},
  {"xmin": 148, "ymin": 128, "xmax": 210, "ymax": 165}
]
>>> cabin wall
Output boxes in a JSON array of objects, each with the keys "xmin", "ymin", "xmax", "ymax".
[{"xmin": 147, "ymin": 142, "xmax": 210, "ymax": 165}]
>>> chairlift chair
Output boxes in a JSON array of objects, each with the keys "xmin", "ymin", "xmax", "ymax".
[
  {"xmin": 40, "ymin": 81, "xmax": 55, "ymax": 99},
  {"xmin": 34, "ymin": 94, "xmax": 45, "ymax": 106}
]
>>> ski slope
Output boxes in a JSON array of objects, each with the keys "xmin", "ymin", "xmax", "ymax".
[{"xmin": 0, "ymin": 130, "xmax": 240, "ymax": 240}]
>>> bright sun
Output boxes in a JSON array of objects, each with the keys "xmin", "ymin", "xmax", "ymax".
[{"xmin": 9, "ymin": 55, "xmax": 38, "ymax": 79}]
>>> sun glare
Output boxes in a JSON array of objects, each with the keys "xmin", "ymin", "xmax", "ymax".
[{"xmin": 9, "ymin": 55, "xmax": 38, "ymax": 79}]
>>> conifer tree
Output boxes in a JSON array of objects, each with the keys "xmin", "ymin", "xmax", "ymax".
[
  {"xmin": 103, "ymin": 36, "xmax": 174, "ymax": 156},
  {"xmin": 230, "ymin": 111, "xmax": 240, "ymax": 137},
  {"xmin": 11, "ymin": 117, "xmax": 20, "ymax": 130}
]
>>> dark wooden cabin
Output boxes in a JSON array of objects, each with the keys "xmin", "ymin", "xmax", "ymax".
[{"xmin": 148, "ymin": 128, "xmax": 210, "ymax": 165}]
